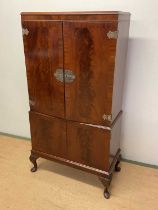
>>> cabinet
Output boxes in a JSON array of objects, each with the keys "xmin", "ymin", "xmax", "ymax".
[{"xmin": 21, "ymin": 11, "xmax": 130, "ymax": 199}]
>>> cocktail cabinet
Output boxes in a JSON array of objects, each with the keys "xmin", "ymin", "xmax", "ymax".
[{"xmin": 21, "ymin": 11, "xmax": 130, "ymax": 199}]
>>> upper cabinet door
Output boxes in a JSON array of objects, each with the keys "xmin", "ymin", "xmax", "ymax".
[
  {"xmin": 63, "ymin": 22, "xmax": 117, "ymax": 125},
  {"xmin": 22, "ymin": 21, "xmax": 65, "ymax": 118}
]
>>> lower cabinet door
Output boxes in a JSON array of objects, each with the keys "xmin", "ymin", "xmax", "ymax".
[
  {"xmin": 67, "ymin": 121, "xmax": 110, "ymax": 171},
  {"xmin": 29, "ymin": 111, "xmax": 67, "ymax": 158}
]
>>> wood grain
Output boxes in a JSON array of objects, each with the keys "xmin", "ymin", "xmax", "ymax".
[
  {"xmin": 22, "ymin": 21, "xmax": 65, "ymax": 118},
  {"xmin": 67, "ymin": 121, "xmax": 110, "ymax": 171},
  {"xmin": 63, "ymin": 22, "xmax": 117, "ymax": 126},
  {"xmin": 29, "ymin": 111, "xmax": 67, "ymax": 158}
]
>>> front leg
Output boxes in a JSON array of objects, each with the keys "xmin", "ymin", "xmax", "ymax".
[
  {"xmin": 99, "ymin": 175, "xmax": 112, "ymax": 199},
  {"xmin": 29, "ymin": 152, "xmax": 39, "ymax": 172}
]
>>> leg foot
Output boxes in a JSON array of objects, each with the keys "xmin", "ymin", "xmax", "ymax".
[
  {"xmin": 115, "ymin": 165, "xmax": 121, "ymax": 172},
  {"xmin": 115, "ymin": 154, "xmax": 121, "ymax": 172},
  {"xmin": 31, "ymin": 166, "xmax": 37, "ymax": 173},
  {"xmin": 99, "ymin": 175, "xmax": 112, "ymax": 199},
  {"xmin": 104, "ymin": 188, "xmax": 110, "ymax": 199},
  {"xmin": 29, "ymin": 152, "xmax": 38, "ymax": 172}
]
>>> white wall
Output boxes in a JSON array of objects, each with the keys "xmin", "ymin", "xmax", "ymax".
[{"xmin": 0, "ymin": 0, "xmax": 158, "ymax": 165}]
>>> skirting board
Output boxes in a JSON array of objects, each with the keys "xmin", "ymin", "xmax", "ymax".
[{"xmin": 0, "ymin": 131, "xmax": 157, "ymax": 169}]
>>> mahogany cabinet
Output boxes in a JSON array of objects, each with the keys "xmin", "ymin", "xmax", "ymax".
[{"xmin": 21, "ymin": 11, "xmax": 130, "ymax": 199}]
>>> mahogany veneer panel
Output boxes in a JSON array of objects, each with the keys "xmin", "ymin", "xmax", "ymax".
[
  {"xmin": 64, "ymin": 21, "xmax": 117, "ymax": 125},
  {"xmin": 29, "ymin": 111, "xmax": 67, "ymax": 158},
  {"xmin": 22, "ymin": 21, "xmax": 65, "ymax": 118},
  {"xmin": 67, "ymin": 121, "xmax": 110, "ymax": 171}
]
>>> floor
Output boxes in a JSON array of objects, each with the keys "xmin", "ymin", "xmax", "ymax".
[{"xmin": 0, "ymin": 134, "xmax": 158, "ymax": 210}]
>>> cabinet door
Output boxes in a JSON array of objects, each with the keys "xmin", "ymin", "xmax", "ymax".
[
  {"xmin": 67, "ymin": 121, "xmax": 110, "ymax": 171},
  {"xmin": 63, "ymin": 22, "xmax": 117, "ymax": 125},
  {"xmin": 29, "ymin": 112, "xmax": 67, "ymax": 158},
  {"xmin": 22, "ymin": 21, "xmax": 64, "ymax": 118}
]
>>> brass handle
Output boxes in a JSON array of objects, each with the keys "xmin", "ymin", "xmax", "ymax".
[{"xmin": 54, "ymin": 69, "xmax": 76, "ymax": 83}]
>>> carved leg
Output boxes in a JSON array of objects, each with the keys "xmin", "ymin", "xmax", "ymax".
[
  {"xmin": 115, "ymin": 154, "xmax": 121, "ymax": 172},
  {"xmin": 99, "ymin": 175, "xmax": 112, "ymax": 199},
  {"xmin": 29, "ymin": 152, "xmax": 39, "ymax": 172}
]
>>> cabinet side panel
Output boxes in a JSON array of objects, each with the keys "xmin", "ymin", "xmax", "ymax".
[
  {"xmin": 22, "ymin": 21, "xmax": 65, "ymax": 118},
  {"xmin": 109, "ymin": 115, "xmax": 122, "ymax": 164},
  {"xmin": 112, "ymin": 20, "xmax": 130, "ymax": 120}
]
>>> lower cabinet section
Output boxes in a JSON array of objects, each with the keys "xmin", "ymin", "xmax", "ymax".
[
  {"xmin": 29, "ymin": 112, "xmax": 67, "ymax": 158},
  {"xmin": 29, "ymin": 111, "xmax": 121, "ymax": 199},
  {"xmin": 29, "ymin": 111, "xmax": 121, "ymax": 173}
]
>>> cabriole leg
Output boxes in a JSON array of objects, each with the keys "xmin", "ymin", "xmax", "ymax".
[
  {"xmin": 99, "ymin": 175, "xmax": 112, "ymax": 199},
  {"xmin": 29, "ymin": 152, "xmax": 39, "ymax": 172}
]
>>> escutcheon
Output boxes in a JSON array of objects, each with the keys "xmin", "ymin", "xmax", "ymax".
[
  {"xmin": 54, "ymin": 69, "xmax": 76, "ymax": 83},
  {"xmin": 65, "ymin": 69, "xmax": 76, "ymax": 83},
  {"xmin": 54, "ymin": 68, "xmax": 64, "ymax": 82}
]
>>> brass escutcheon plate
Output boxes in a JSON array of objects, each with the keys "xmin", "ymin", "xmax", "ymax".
[
  {"xmin": 54, "ymin": 69, "xmax": 64, "ymax": 82},
  {"xmin": 54, "ymin": 69, "xmax": 76, "ymax": 83}
]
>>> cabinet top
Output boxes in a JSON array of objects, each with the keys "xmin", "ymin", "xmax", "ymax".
[{"xmin": 21, "ymin": 11, "xmax": 130, "ymax": 21}]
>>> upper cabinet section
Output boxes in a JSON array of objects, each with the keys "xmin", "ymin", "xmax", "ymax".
[
  {"xmin": 22, "ymin": 21, "xmax": 65, "ymax": 118},
  {"xmin": 21, "ymin": 12, "xmax": 130, "ymax": 126}
]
